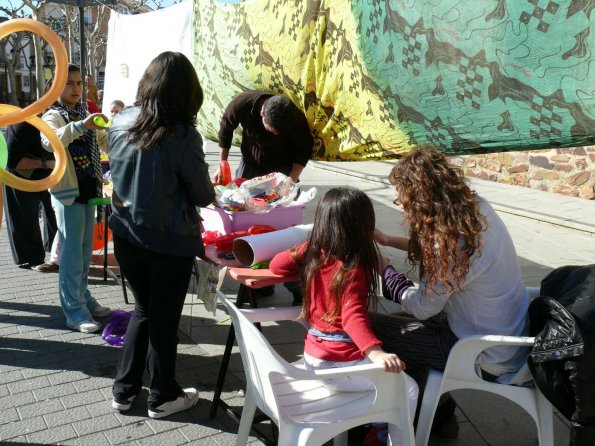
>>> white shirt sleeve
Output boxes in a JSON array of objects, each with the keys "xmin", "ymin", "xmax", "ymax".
[
  {"xmin": 400, "ymin": 279, "xmax": 453, "ymax": 320},
  {"xmin": 41, "ymin": 110, "xmax": 85, "ymax": 152}
]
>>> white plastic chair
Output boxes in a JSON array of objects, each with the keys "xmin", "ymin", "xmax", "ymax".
[
  {"xmin": 218, "ymin": 292, "xmax": 416, "ymax": 446},
  {"xmin": 415, "ymin": 287, "xmax": 554, "ymax": 446}
]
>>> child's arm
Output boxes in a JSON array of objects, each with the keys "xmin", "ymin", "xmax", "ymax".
[
  {"xmin": 365, "ymin": 346, "xmax": 406, "ymax": 373},
  {"xmin": 374, "ymin": 228, "xmax": 409, "ymax": 251},
  {"xmin": 269, "ymin": 242, "xmax": 306, "ymax": 276}
]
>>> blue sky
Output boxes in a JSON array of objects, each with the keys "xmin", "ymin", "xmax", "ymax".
[{"xmin": 0, "ymin": 0, "xmax": 181, "ymax": 17}]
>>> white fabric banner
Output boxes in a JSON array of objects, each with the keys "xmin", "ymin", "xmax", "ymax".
[{"xmin": 102, "ymin": 1, "xmax": 193, "ymax": 114}]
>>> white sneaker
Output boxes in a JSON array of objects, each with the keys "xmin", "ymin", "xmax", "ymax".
[
  {"xmin": 67, "ymin": 319, "xmax": 101, "ymax": 333},
  {"xmin": 148, "ymin": 388, "xmax": 199, "ymax": 419},
  {"xmin": 90, "ymin": 304, "xmax": 112, "ymax": 318},
  {"xmin": 112, "ymin": 394, "xmax": 137, "ymax": 411}
]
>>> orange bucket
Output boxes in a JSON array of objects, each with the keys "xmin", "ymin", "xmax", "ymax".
[{"xmin": 93, "ymin": 223, "xmax": 112, "ymax": 251}]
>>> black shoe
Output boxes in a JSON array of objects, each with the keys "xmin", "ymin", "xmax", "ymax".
[{"xmin": 32, "ymin": 262, "xmax": 59, "ymax": 273}]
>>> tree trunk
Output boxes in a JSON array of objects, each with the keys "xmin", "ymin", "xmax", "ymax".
[
  {"xmin": 33, "ymin": 34, "xmax": 45, "ymax": 98},
  {"xmin": 6, "ymin": 64, "xmax": 18, "ymax": 105}
]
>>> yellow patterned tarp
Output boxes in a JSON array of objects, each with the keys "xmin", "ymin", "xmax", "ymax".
[{"xmin": 193, "ymin": 0, "xmax": 594, "ymax": 160}]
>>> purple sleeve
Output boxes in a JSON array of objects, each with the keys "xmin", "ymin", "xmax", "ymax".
[{"xmin": 381, "ymin": 265, "xmax": 414, "ymax": 303}]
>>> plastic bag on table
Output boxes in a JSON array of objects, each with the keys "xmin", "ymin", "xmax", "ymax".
[
  {"xmin": 214, "ymin": 183, "xmax": 246, "ymax": 212},
  {"xmin": 238, "ymin": 172, "xmax": 299, "ymax": 213}
]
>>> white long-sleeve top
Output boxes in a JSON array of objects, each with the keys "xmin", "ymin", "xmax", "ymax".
[{"xmin": 398, "ymin": 199, "xmax": 529, "ymax": 377}]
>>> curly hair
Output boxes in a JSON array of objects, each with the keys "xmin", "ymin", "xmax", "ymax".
[{"xmin": 389, "ymin": 146, "xmax": 486, "ymax": 293}]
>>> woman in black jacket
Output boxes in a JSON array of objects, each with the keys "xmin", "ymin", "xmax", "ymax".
[{"xmin": 108, "ymin": 52, "xmax": 215, "ymax": 419}]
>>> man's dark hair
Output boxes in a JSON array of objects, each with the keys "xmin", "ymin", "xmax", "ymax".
[{"xmin": 262, "ymin": 95, "xmax": 297, "ymax": 134}]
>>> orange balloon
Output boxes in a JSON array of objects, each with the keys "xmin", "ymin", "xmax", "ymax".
[
  {"xmin": 0, "ymin": 105, "xmax": 67, "ymax": 192},
  {"xmin": 0, "ymin": 18, "xmax": 69, "ymax": 227},
  {"xmin": 0, "ymin": 19, "xmax": 68, "ymax": 127}
]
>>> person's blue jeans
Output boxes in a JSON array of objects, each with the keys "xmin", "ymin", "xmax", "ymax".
[{"xmin": 51, "ymin": 196, "xmax": 100, "ymax": 326}]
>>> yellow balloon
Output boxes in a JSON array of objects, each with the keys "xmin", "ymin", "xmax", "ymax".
[
  {"xmin": 0, "ymin": 18, "xmax": 69, "ymax": 227},
  {"xmin": 0, "ymin": 19, "xmax": 68, "ymax": 127},
  {"xmin": 0, "ymin": 105, "xmax": 67, "ymax": 192}
]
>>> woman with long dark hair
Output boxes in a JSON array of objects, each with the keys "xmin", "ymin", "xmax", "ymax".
[
  {"xmin": 108, "ymin": 52, "xmax": 214, "ymax": 419},
  {"xmin": 373, "ymin": 147, "xmax": 529, "ymax": 433}
]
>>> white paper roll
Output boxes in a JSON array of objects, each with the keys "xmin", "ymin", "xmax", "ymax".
[{"xmin": 232, "ymin": 224, "xmax": 313, "ymax": 267}]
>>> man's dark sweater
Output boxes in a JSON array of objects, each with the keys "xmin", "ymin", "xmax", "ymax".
[{"xmin": 218, "ymin": 90, "xmax": 314, "ymax": 178}]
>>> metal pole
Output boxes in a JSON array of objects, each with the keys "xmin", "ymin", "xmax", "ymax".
[{"xmin": 78, "ymin": 0, "xmax": 87, "ymax": 103}]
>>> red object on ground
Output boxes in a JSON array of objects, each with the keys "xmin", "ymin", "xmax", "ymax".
[
  {"xmin": 219, "ymin": 160, "xmax": 232, "ymax": 186},
  {"xmin": 93, "ymin": 223, "xmax": 112, "ymax": 251}
]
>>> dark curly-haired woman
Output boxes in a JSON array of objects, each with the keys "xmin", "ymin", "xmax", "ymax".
[{"xmin": 372, "ymin": 146, "xmax": 529, "ymax": 431}]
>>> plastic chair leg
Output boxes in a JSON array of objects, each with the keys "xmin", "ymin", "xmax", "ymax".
[
  {"xmin": 415, "ymin": 369, "xmax": 443, "ymax": 446},
  {"xmin": 236, "ymin": 391, "xmax": 257, "ymax": 446},
  {"xmin": 332, "ymin": 431, "xmax": 348, "ymax": 446},
  {"xmin": 536, "ymin": 391, "xmax": 554, "ymax": 446}
]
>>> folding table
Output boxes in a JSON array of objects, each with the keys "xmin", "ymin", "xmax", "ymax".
[{"xmin": 201, "ymin": 245, "xmax": 297, "ymax": 444}]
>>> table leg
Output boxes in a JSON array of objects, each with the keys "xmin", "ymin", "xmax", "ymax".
[
  {"xmin": 209, "ymin": 284, "xmax": 249, "ymax": 418},
  {"xmin": 102, "ymin": 205, "xmax": 108, "ymax": 281},
  {"xmin": 101, "ymin": 204, "xmax": 130, "ymax": 305}
]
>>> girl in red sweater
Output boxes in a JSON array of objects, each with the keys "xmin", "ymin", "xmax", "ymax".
[{"xmin": 270, "ymin": 187, "xmax": 418, "ymax": 402}]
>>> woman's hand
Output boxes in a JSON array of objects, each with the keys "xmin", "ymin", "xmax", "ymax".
[
  {"xmin": 375, "ymin": 229, "xmax": 410, "ymax": 252},
  {"xmin": 366, "ymin": 346, "xmax": 406, "ymax": 372},
  {"xmin": 374, "ymin": 228, "xmax": 389, "ymax": 246}
]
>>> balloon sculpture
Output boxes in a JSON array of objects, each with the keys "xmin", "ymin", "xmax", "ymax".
[{"xmin": 0, "ymin": 19, "xmax": 69, "ymax": 227}]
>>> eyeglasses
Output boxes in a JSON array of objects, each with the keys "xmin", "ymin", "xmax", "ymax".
[{"xmin": 393, "ymin": 196, "xmax": 401, "ymax": 206}]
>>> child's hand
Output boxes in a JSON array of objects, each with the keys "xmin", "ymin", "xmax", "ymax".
[
  {"xmin": 83, "ymin": 113, "xmax": 110, "ymax": 130},
  {"xmin": 366, "ymin": 347, "xmax": 406, "ymax": 373}
]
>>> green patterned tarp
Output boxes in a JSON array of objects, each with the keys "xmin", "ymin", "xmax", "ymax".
[{"xmin": 193, "ymin": 0, "xmax": 594, "ymax": 160}]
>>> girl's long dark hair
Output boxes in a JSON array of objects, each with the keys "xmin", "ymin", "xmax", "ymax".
[
  {"xmin": 299, "ymin": 187, "xmax": 380, "ymax": 323},
  {"xmin": 389, "ymin": 146, "xmax": 486, "ymax": 293},
  {"xmin": 127, "ymin": 51, "xmax": 203, "ymax": 149}
]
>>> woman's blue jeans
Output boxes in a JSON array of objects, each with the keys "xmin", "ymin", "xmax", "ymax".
[{"xmin": 51, "ymin": 196, "xmax": 100, "ymax": 326}]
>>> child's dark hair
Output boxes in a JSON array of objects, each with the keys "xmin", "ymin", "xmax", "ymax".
[
  {"xmin": 45, "ymin": 63, "xmax": 80, "ymax": 93},
  {"xmin": 299, "ymin": 187, "xmax": 380, "ymax": 322}
]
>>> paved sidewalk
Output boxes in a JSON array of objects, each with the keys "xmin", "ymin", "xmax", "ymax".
[
  {"xmin": 0, "ymin": 142, "xmax": 593, "ymax": 445},
  {"xmin": 309, "ymin": 159, "xmax": 595, "ymax": 236}
]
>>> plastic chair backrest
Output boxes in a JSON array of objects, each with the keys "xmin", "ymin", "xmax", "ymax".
[{"xmin": 219, "ymin": 293, "xmax": 298, "ymax": 424}]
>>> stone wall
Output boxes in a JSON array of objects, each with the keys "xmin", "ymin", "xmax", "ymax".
[{"xmin": 450, "ymin": 146, "xmax": 595, "ymax": 200}]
